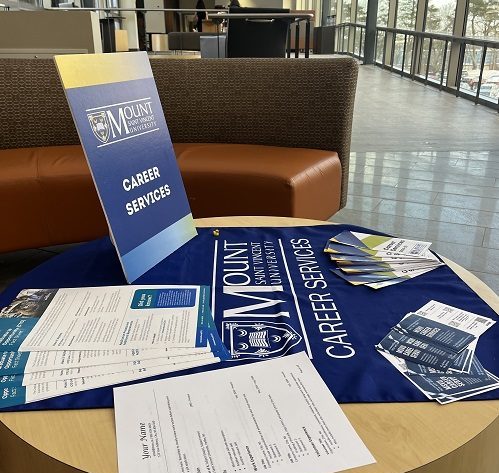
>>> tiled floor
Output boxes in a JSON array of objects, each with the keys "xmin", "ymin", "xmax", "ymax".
[
  {"xmin": 1, "ymin": 64, "xmax": 498, "ymax": 296},
  {"xmin": 330, "ymin": 65, "xmax": 499, "ymax": 294}
]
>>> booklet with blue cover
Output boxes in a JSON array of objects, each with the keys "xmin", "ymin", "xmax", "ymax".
[{"xmin": 54, "ymin": 52, "xmax": 197, "ymax": 282}]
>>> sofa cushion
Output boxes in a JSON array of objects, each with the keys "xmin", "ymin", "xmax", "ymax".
[
  {"xmin": 175, "ymin": 143, "xmax": 341, "ymax": 220},
  {"xmin": 0, "ymin": 145, "xmax": 107, "ymax": 252},
  {"xmin": 0, "ymin": 143, "xmax": 341, "ymax": 252}
]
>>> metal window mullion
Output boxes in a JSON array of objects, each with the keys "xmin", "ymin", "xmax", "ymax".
[
  {"xmin": 439, "ymin": 39, "xmax": 448, "ymax": 89},
  {"xmin": 295, "ymin": 21, "xmax": 300, "ymax": 58},
  {"xmin": 390, "ymin": 32, "xmax": 396, "ymax": 70},
  {"xmin": 383, "ymin": 31, "xmax": 388, "ymax": 65},
  {"xmin": 425, "ymin": 37, "xmax": 432, "ymax": 83},
  {"xmin": 455, "ymin": 41, "xmax": 465, "ymax": 94},
  {"xmin": 401, "ymin": 33, "xmax": 407, "ymax": 74},
  {"xmin": 475, "ymin": 43, "xmax": 487, "ymax": 103},
  {"xmin": 359, "ymin": 24, "xmax": 364, "ymax": 58}
]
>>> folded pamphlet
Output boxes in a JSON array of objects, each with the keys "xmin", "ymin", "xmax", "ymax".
[
  {"xmin": 325, "ymin": 231, "xmax": 444, "ymax": 288},
  {"xmin": 330, "ymin": 231, "xmax": 432, "ymax": 256},
  {"xmin": 376, "ymin": 301, "xmax": 498, "ymax": 404}
]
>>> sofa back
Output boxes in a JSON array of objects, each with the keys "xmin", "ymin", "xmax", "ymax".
[
  {"xmin": 0, "ymin": 57, "xmax": 358, "ymax": 206},
  {"xmin": 1, "ymin": 59, "xmax": 80, "ymax": 149}
]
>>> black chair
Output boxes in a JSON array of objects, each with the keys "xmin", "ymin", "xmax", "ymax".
[{"xmin": 226, "ymin": 7, "xmax": 290, "ymax": 58}]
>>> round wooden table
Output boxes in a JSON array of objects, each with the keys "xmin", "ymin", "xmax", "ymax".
[{"xmin": 0, "ymin": 217, "xmax": 498, "ymax": 473}]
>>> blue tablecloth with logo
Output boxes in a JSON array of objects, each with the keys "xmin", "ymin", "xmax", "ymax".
[{"xmin": 0, "ymin": 224, "xmax": 497, "ymax": 411}]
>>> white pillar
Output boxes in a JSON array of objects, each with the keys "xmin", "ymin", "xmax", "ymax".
[
  {"xmin": 447, "ymin": 0, "xmax": 468, "ymax": 86},
  {"xmin": 382, "ymin": 0, "xmax": 397, "ymax": 65},
  {"xmin": 120, "ymin": 0, "xmax": 139, "ymax": 50}
]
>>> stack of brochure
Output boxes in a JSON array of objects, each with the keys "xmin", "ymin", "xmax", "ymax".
[
  {"xmin": 324, "ymin": 231, "xmax": 444, "ymax": 289},
  {"xmin": 376, "ymin": 300, "xmax": 499, "ymax": 404},
  {"xmin": 0, "ymin": 285, "xmax": 228, "ymax": 408}
]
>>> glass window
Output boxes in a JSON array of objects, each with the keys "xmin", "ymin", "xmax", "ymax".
[
  {"xmin": 460, "ymin": 45, "xmax": 499, "ymax": 103},
  {"xmin": 393, "ymin": 34, "xmax": 413, "ymax": 70},
  {"xmin": 377, "ymin": 0, "xmax": 389, "ymax": 26},
  {"xmin": 326, "ymin": 1, "xmax": 337, "ymax": 25},
  {"xmin": 396, "ymin": 0, "xmax": 418, "ymax": 29},
  {"xmin": 343, "ymin": 0, "xmax": 351, "ymax": 22},
  {"xmin": 425, "ymin": 0, "xmax": 457, "ymax": 33},
  {"xmin": 354, "ymin": 26, "xmax": 364, "ymax": 55},
  {"xmin": 376, "ymin": 31, "xmax": 387, "ymax": 62},
  {"xmin": 416, "ymin": 38, "xmax": 450, "ymax": 81},
  {"xmin": 330, "ymin": 1, "xmax": 337, "ymax": 16},
  {"xmin": 357, "ymin": 0, "xmax": 367, "ymax": 23},
  {"xmin": 466, "ymin": 0, "xmax": 499, "ymax": 40}
]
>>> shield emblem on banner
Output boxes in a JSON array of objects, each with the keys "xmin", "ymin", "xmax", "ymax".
[
  {"xmin": 87, "ymin": 111, "xmax": 110, "ymax": 144},
  {"xmin": 222, "ymin": 321, "xmax": 302, "ymax": 360}
]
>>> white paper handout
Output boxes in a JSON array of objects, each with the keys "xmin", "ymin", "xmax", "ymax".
[
  {"xmin": 415, "ymin": 300, "xmax": 496, "ymax": 337},
  {"xmin": 23, "ymin": 354, "xmax": 219, "ymax": 404},
  {"xmin": 13, "ymin": 346, "xmax": 211, "ymax": 375},
  {"xmin": 18, "ymin": 285, "xmax": 210, "ymax": 351},
  {"xmin": 21, "ymin": 352, "xmax": 215, "ymax": 385},
  {"xmin": 114, "ymin": 351, "xmax": 375, "ymax": 473}
]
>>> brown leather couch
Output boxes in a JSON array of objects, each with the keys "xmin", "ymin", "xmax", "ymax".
[{"xmin": 0, "ymin": 57, "xmax": 358, "ymax": 253}]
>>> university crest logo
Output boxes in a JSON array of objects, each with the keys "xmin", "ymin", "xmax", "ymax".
[
  {"xmin": 222, "ymin": 321, "xmax": 302, "ymax": 361},
  {"xmin": 87, "ymin": 111, "xmax": 110, "ymax": 144}
]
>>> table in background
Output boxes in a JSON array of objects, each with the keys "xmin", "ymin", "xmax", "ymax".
[
  {"xmin": 0, "ymin": 216, "xmax": 497, "ymax": 473},
  {"xmin": 209, "ymin": 12, "xmax": 314, "ymax": 58}
]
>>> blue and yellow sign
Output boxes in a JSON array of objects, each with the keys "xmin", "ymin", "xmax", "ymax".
[{"xmin": 55, "ymin": 52, "xmax": 196, "ymax": 282}]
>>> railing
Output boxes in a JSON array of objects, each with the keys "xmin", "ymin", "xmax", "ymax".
[
  {"xmin": 334, "ymin": 23, "xmax": 499, "ymax": 111},
  {"xmin": 335, "ymin": 22, "xmax": 366, "ymax": 60}
]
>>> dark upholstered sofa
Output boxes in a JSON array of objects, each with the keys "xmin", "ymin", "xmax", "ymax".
[{"xmin": 0, "ymin": 57, "xmax": 358, "ymax": 253}]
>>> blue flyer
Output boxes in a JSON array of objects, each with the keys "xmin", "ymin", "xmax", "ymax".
[
  {"xmin": 405, "ymin": 354, "xmax": 485, "ymax": 376},
  {"xmin": 408, "ymin": 369, "xmax": 497, "ymax": 398},
  {"xmin": 395, "ymin": 313, "xmax": 476, "ymax": 353},
  {"xmin": 377, "ymin": 329, "xmax": 460, "ymax": 370},
  {"xmin": 54, "ymin": 52, "xmax": 196, "ymax": 282}
]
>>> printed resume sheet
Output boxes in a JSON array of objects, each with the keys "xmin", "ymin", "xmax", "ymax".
[{"xmin": 114, "ymin": 352, "xmax": 375, "ymax": 473}]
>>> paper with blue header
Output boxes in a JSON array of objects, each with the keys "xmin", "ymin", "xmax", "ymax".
[{"xmin": 17, "ymin": 285, "xmax": 213, "ymax": 352}]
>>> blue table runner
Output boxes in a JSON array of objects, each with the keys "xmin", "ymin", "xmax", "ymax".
[{"xmin": 0, "ymin": 224, "xmax": 497, "ymax": 411}]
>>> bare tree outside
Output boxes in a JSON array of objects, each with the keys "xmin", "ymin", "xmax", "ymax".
[
  {"xmin": 377, "ymin": 0, "xmax": 389, "ymax": 26},
  {"xmin": 421, "ymin": 0, "xmax": 456, "ymax": 80},
  {"xmin": 396, "ymin": 0, "xmax": 418, "ymax": 28}
]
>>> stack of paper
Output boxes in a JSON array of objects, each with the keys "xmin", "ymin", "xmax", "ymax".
[
  {"xmin": 376, "ymin": 300, "xmax": 499, "ymax": 404},
  {"xmin": 114, "ymin": 352, "xmax": 375, "ymax": 473},
  {"xmin": 324, "ymin": 231, "xmax": 444, "ymax": 288},
  {"xmin": 0, "ymin": 285, "xmax": 229, "ymax": 408}
]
